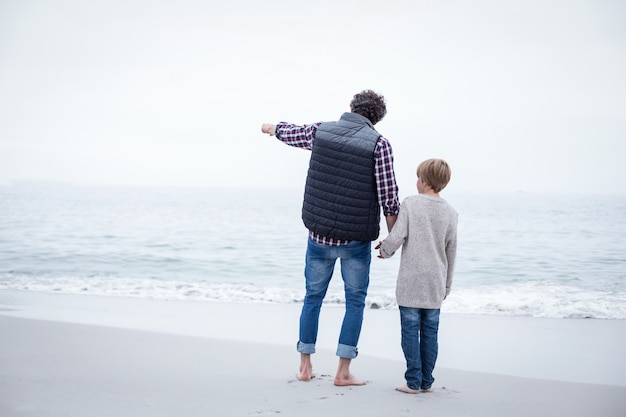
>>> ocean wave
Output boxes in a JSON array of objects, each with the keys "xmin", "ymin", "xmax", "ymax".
[{"xmin": 1, "ymin": 274, "xmax": 624, "ymax": 320}]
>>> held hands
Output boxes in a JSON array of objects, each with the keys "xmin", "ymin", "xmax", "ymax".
[
  {"xmin": 374, "ymin": 241, "xmax": 384, "ymax": 259},
  {"xmin": 261, "ymin": 123, "xmax": 276, "ymax": 136}
]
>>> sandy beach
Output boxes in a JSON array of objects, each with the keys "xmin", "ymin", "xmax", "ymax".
[{"xmin": 1, "ymin": 290, "xmax": 625, "ymax": 417}]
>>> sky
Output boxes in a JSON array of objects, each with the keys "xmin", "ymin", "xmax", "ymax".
[{"xmin": 1, "ymin": 0, "xmax": 625, "ymax": 196}]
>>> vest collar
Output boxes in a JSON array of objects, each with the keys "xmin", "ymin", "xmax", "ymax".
[{"xmin": 340, "ymin": 112, "xmax": 375, "ymax": 129}]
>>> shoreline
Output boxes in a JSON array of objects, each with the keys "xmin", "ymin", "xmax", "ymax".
[{"xmin": 0, "ymin": 289, "xmax": 625, "ymax": 387}]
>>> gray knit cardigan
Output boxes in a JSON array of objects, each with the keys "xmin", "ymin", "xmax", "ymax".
[{"xmin": 379, "ymin": 194, "xmax": 458, "ymax": 309}]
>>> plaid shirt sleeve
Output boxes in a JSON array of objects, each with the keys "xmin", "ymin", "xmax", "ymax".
[
  {"xmin": 275, "ymin": 122, "xmax": 322, "ymax": 150},
  {"xmin": 374, "ymin": 136, "xmax": 400, "ymax": 217}
]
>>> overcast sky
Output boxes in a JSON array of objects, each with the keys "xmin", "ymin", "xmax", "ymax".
[{"xmin": 1, "ymin": 0, "xmax": 624, "ymax": 196}]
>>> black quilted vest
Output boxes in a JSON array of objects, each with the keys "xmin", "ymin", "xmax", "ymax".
[{"xmin": 302, "ymin": 112, "xmax": 380, "ymax": 241}]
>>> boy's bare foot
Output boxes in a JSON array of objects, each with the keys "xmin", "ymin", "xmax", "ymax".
[
  {"xmin": 334, "ymin": 374, "xmax": 366, "ymax": 386},
  {"xmin": 395, "ymin": 384, "xmax": 421, "ymax": 394}
]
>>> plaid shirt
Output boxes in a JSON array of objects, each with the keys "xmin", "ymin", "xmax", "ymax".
[{"xmin": 275, "ymin": 121, "xmax": 400, "ymax": 246}]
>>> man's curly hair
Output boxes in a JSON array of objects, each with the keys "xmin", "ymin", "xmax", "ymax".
[{"xmin": 350, "ymin": 90, "xmax": 387, "ymax": 125}]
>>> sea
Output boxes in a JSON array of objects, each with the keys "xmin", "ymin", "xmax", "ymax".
[{"xmin": 1, "ymin": 183, "xmax": 624, "ymax": 320}]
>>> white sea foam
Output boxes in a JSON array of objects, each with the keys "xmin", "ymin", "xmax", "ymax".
[{"xmin": 1, "ymin": 273, "xmax": 624, "ymax": 319}]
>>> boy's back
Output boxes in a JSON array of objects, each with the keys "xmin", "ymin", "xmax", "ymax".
[{"xmin": 379, "ymin": 194, "xmax": 458, "ymax": 309}]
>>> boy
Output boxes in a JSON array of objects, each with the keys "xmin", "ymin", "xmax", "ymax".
[{"xmin": 376, "ymin": 158, "xmax": 458, "ymax": 394}]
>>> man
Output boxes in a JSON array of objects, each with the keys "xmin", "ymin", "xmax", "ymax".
[{"xmin": 261, "ymin": 90, "xmax": 399, "ymax": 386}]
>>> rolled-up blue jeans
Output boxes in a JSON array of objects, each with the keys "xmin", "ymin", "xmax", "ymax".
[
  {"xmin": 297, "ymin": 237, "xmax": 371, "ymax": 359},
  {"xmin": 399, "ymin": 307, "xmax": 440, "ymax": 390}
]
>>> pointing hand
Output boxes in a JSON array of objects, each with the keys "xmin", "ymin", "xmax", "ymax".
[{"xmin": 261, "ymin": 123, "xmax": 276, "ymax": 136}]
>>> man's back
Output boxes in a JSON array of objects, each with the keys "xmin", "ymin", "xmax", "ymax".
[{"xmin": 303, "ymin": 112, "xmax": 381, "ymax": 242}]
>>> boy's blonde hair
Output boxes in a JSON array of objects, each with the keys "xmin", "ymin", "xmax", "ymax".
[{"xmin": 416, "ymin": 159, "xmax": 452, "ymax": 193}]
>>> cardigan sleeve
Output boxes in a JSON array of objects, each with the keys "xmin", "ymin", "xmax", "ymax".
[{"xmin": 379, "ymin": 198, "xmax": 409, "ymax": 258}]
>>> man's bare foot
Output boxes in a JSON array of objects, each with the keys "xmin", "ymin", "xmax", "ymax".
[
  {"xmin": 334, "ymin": 357, "xmax": 365, "ymax": 386},
  {"xmin": 334, "ymin": 374, "xmax": 366, "ymax": 386},
  {"xmin": 298, "ymin": 353, "xmax": 314, "ymax": 381},
  {"xmin": 421, "ymin": 387, "xmax": 433, "ymax": 393},
  {"xmin": 395, "ymin": 384, "xmax": 421, "ymax": 394},
  {"xmin": 297, "ymin": 367, "xmax": 315, "ymax": 381}
]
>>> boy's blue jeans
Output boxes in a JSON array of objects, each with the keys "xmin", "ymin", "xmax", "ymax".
[
  {"xmin": 297, "ymin": 237, "xmax": 371, "ymax": 359},
  {"xmin": 399, "ymin": 306, "xmax": 441, "ymax": 390}
]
